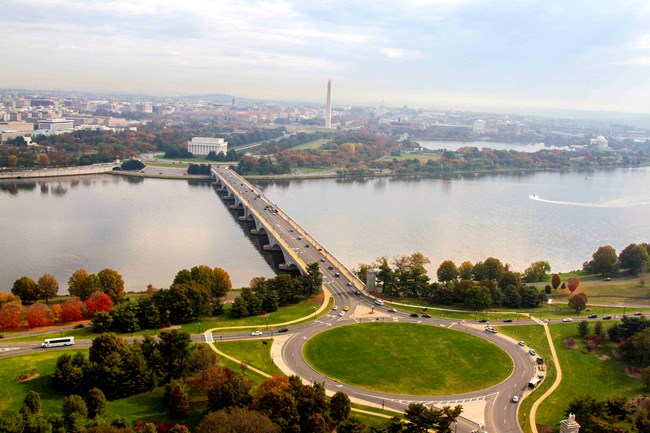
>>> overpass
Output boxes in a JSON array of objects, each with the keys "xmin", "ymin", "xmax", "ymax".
[{"xmin": 211, "ymin": 166, "xmax": 364, "ymax": 290}]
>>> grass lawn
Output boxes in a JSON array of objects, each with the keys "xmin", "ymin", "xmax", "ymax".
[
  {"xmin": 293, "ymin": 138, "xmax": 330, "ymax": 150},
  {"xmin": 214, "ymin": 339, "xmax": 284, "ymax": 377},
  {"xmin": 549, "ymin": 276, "xmax": 650, "ymax": 306},
  {"xmin": 383, "ymin": 153, "xmax": 441, "ymax": 163},
  {"xmin": 537, "ymin": 323, "xmax": 643, "ymax": 428},
  {"xmin": 304, "ymin": 322, "xmax": 512, "ymax": 395},
  {"xmin": 152, "ymin": 154, "xmax": 214, "ymax": 164}
]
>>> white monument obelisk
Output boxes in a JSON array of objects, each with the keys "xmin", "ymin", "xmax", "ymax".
[{"xmin": 325, "ymin": 79, "xmax": 332, "ymax": 128}]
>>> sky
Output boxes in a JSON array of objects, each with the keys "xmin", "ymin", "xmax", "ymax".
[{"xmin": 2, "ymin": 0, "xmax": 650, "ymax": 114}]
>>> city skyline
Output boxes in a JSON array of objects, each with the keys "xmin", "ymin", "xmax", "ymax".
[{"xmin": 2, "ymin": 1, "xmax": 650, "ymax": 114}]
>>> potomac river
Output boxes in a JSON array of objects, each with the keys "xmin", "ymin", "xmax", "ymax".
[{"xmin": 1, "ymin": 166, "xmax": 650, "ymax": 292}]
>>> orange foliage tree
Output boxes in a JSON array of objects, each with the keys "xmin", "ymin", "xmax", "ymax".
[
  {"xmin": 0, "ymin": 301, "xmax": 24, "ymax": 329},
  {"xmin": 25, "ymin": 303, "xmax": 56, "ymax": 328},
  {"xmin": 61, "ymin": 298, "xmax": 86, "ymax": 322},
  {"xmin": 567, "ymin": 276, "xmax": 580, "ymax": 294},
  {"xmin": 85, "ymin": 292, "xmax": 113, "ymax": 317}
]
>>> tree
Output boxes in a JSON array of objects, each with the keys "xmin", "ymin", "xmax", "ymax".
[
  {"xmin": 568, "ymin": 293, "xmax": 587, "ymax": 314},
  {"xmin": 111, "ymin": 302, "xmax": 140, "ymax": 333},
  {"xmin": 121, "ymin": 159, "xmax": 145, "ymax": 170},
  {"xmin": 62, "ymin": 395, "xmax": 88, "ymax": 429},
  {"xmin": 208, "ymin": 368, "xmax": 253, "ymax": 411},
  {"xmin": 463, "ymin": 285, "xmax": 492, "ymax": 310},
  {"xmin": 97, "ymin": 269, "xmax": 125, "ymax": 303},
  {"xmin": 165, "ymin": 380, "xmax": 190, "ymax": 419},
  {"xmin": 551, "ymin": 273, "xmax": 561, "ymax": 290},
  {"xmin": 594, "ymin": 321, "xmax": 604, "ymax": 337},
  {"xmin": 197, "ymin": 408, "xmax": 280, "ymax": 433},
  {"xmin": 85, "ymin": 292, "xmax": 113, "ymax": 317},
  {"xmin": 0, "ymin": 301, "xmax": 24, "ymax": 328},
  {"xmin": 68, "ymin": 269, "xmax": 94, "ymax": 300},
  {"xmin": 213, "ymin": 267, "xmax": 232, "ymax": 298},
  {"xmin": 330, "ymin": 391, "xmax": 351, "ymax": 425},
  {"xmin": 303, "ymin": 263, "xmax": 323, "ymax": 296},
  {"xmin": 524, "ymin": 261, "xmax": 551, "ymax": 282},
  {"xmin": 156, "ymin": 330, "xmax": 193, "ymax": 382},
  {"xmin": 37, "ymin": 274, "xmax": 59, "ymax": 304},
  {"xmin": 578, "ymin": 320, "xmax": 590, "ymax": 338},
  {"xmin": 12, "ymin": 276, "xmax": 39, "ymax": 304},
  {"xmin": 21, "ymin": 390, "xmax": 42, "ymax": 416},
  {"xmin": 436, "ymin": 260, "xmax": 459, "ymax": 283},
  {"xmin": 483, "ymin": 257, "xmax": 506, "ymax": 281},
  {"xmin": 92, "ymin": 311, "xmax": 113, "ymax": 333},
  {"xmin": 608, "ymin": 316, "xmax": 650, "ymax": 342},
  {"xmin": 53, "ymin": 352, "xmax": 90, "ymax": 394},
  {"xmin": 230, "ymin": 296, "xmax": 249, "ymax": 318},
  {"xmin": 85, "ymin": 388, "xmax": 107, "ymax": 419},
  {"xmin": 619, "ymin": 243, "xmax": 650, "ymax": 276},
  {"xmin": 458, "ymin": 261, "xmax": 473, "ymax": 280},
  {"xmin": 61, "ymin": 298, "xmax": 86, "ymax": 323},
  {"xmin": 567, "ymin": 276, "xmax": 580, "ymax": 294},
  {"xmin": 0, "ymin": 293, "xmax": 21, "ymax": 308},
  {"xmin": 591, "ymin": 245, "xmax": 618, "ymax": 276},
  {"xmin": 25, "ymin": 303, "xmax": 56, "ymax": 327}
]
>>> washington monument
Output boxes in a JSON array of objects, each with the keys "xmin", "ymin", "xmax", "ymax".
[{"xmin": 325, "ymin": 79, "xmax": 332, "ymax": 128}]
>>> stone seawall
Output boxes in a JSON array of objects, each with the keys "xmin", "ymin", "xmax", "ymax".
[{"xmin": 0, "ymin": 164, "xmax": 115, "ymax": 179}]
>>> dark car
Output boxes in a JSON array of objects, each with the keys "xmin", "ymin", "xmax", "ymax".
[
  {"xmin": 478, "ymin": 319, "xmax": 488, "ymax": 323},
  {"xmin": 278, "ymin": 328, "xmax": 289, "ymax": 333},
  {"xmin": 588, "ymin": 314, "xmax": 598, "ymax": 319},
  {"xmin": 422, "ymin": 314, "xmax": 432, "ymax": 318},
  {"xmin": 503, "ymin": 319, "xmax": 513, "ymax": 323},
  {"xmin": 73, "ymin": 324, "xmax": 86, "ymax": 329},
  {"xmin": 410, "ymin": 313, "xmax": 419, "ymax": 318},
  {"xmin": 603, "ymin": 315, "xmax": 613, "ymax": 320}
]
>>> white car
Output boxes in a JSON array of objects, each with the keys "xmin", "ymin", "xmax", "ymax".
[
  {"xmin": 333, "ymin": 306, "xmax": 338, "ymax": 310},
  {"xmin": 339, "ymin": 311, "xmax": 345, "ymax": 316},
  {"xmin": 562, "ymin": 318, "xmax": 573, "ymax": 322},
  {"xmin": 529, "ymin": 349, "xmax": 536, "ymax": 356},
  {"xmin": 518, "ymin": 341, "xmax": 525, "ymax": 347},
  {"xmin": 512, "ymin": 395, "xmax": 519, "ymax": 403},
  {"xmin": 374, "ymin": 299, "xmax": 384, "ymax": 306},
  {"xmin": 251, "ymin": 331, "xmax": 263, "ymax": 336}
]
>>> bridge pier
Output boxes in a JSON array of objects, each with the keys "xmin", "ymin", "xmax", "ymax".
[{"xmin": 263, "ymin": 244, "xmax": 281, "ymax": 252}]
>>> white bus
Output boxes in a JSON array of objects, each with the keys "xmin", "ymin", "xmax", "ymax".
[{"xmin": 41, "ymin": 337, "xmax": 75, "ymax": 348}]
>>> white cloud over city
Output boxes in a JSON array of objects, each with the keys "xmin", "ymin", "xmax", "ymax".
[{"xmin": 2, "ymin": 0, "xmax": 650, "ymax": 113}]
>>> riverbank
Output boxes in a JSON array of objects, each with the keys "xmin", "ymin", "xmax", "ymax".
[{"xmin": 0, "ymin": 163, "xmax": 115, "ymax": 179}]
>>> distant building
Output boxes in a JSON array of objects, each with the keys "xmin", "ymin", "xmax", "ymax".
[
  {"xmin": 187, "ymin": 137, "xmax": 228, "ymax": 156},
  {"xmin": 37, "ymin": 118, "xmax": 74, "ymax": 132},
  {"xmin": 589, "ymin": 135, "xmax": 609, "ymax": 149},
  {"xmin": 325, "ymin": 79, "xmax": 332, "ymax": 128}
]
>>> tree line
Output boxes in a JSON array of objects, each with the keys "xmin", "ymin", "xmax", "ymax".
[
  {"xmin": 356, "ymin": 253, "xmax": 547, "ymax": 310},
  {"xmin": 584, "ymin": 243, "xmax": 650, "ymax": 278}
]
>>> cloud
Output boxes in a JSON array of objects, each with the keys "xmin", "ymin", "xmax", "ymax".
[{"xmin": 379, "ymin": 47, "xmax": 425, "ymax": 60}]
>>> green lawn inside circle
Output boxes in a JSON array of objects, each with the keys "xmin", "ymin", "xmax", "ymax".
[{"xmin": 303, "ymin": 322, "xmax": 513, "ymax": 395}]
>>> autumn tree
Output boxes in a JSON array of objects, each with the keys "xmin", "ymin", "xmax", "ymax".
[
  {"xmin": 208, "ymin": 367, "xmax": 253, "ymax": 411},
  {"xmin": 25, "ymin": 303, "xmax": 55, "ymax": 327},
  {"xmin": 0, "ymin": 301, "xmax": 24, "ymax": 328},
  {"xmin": 85, "ymin": 292, "xmax": 113, "ymax": 317},
  {"xmin": 551, "ymin": 273, "xmax": 561, "ymax": 291},
  {"xmin": 97, "ymin": 268, "xmax": 125, "ymax": 303},
  {"xmin": 197, "ymin": 408, "xmax": 280, "ymax": 433},
  {"xmin": 437, "ymin": 260, "xmax": 459, "ymax": 283},
  {"xmin": 568, "ymin": 293, "xmax": 588, "ymax": 314},
  {"xmin": 61, "ymin": 298, "xmax": 86, "ymax": 323},
  {"xmin": 68, "ymin": 269, "xmax": 95, "ymax": 300},
  {"xmin": 567, "ymin": 276, "xmax": 580, "ymax": 294},
  {"xmin": 12, "ymin": 276, "xmax": 39, "ymax": 304},
  {"xmin": 165, "ymin": 380, "xmax": 190, "ymax": 419},
  {"xmin": 37, "ymin": 273, "xmax": 59, "ymax": 304},
  {"xmin": 0, "ymin": 293, "xmax": 21, "ymax": 307}
]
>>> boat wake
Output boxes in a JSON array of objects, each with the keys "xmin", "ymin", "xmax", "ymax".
[{"xmin": 529, "ymin": 194, "xmax": 650, "ymax": 208}]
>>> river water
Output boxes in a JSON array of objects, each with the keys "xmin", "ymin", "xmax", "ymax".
[{"xmin": 1, "ymin": 167, "xmax": 649, "ymax": 292}]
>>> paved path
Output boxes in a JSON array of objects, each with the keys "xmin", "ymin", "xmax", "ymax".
[{"xmin": 528, "ymin": 324, "xmax": 562, "ymax": 433}]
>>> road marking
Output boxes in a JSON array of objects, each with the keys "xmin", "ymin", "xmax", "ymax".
[
  {"xmin": 0, "ymin": 347, "xmax": 21, "ymax": 352},
  {"xmin": 204, "ymin": 334, "xmax": 214, "ymax": 343}
]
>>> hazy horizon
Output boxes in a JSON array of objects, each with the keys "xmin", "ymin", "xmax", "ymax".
[{"xmin": 2, "ymin": 1, "xmax": 650, "ymax": 115}]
